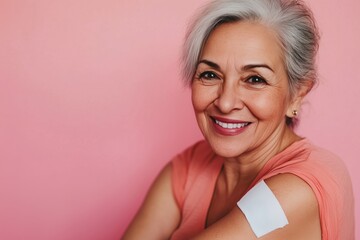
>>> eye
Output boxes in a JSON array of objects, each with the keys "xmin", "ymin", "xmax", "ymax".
[
  {"xmin": 246, "ymin": 75, "xmax": 267, "ymax": 85},
  {"xmin": 195, "ymin": 71, "xmax": 221, "ymax": 85},
  {"xmin": 198, "ymin": 71, "xmax": 219, "ymax": 80}
]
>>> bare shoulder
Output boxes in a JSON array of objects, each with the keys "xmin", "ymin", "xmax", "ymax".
[
  {"xmin": 122, "ymin": 163, "xmax": 181, "ymax": 240},
  {"xmin": 191, "ymin": 173, "xmax": 321, "ymax": 240},
  {"xmin": 264, "ymin": 173, "xmax": 321, "ymax": 237}
]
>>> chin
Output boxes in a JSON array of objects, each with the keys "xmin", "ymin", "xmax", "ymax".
[{"xmin": 206, "ymin": 139, "xmax": 247, "ymax": 158}]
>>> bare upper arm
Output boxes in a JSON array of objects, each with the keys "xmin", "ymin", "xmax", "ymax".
[
  {"xmin": 191, "ymin": 174, "xmax": 321, "ymax": 240},
  {"xmin": 122, "ymin": 163, "xmax": 181, "ymax": 240}
]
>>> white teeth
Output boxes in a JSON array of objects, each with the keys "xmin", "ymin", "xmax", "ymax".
[{"xmin": 215, "ymin": 119, "xmax": 248, "ymax": 129}]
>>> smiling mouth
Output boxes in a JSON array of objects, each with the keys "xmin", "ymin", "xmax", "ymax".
[{"xmin": 212, "ymin": 118, "xmax": 251, "ymax": 129}]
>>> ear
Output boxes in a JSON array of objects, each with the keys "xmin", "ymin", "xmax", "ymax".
[{"xmin": 286, "ymin": 81, "xmax": 314, "ymax": 118}]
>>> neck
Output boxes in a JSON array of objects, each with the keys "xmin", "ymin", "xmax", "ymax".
[{"xmin": 220, "ymin": 126, "xmax": 301, "ymax": 195}]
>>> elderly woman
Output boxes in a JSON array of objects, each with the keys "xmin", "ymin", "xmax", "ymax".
[{"xmin": 123, "ymin": 0, "xmax": 354, "ymax": 239}]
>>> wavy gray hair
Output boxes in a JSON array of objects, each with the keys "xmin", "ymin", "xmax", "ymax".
[{"xmin": 182, "ymin": 0, "xmax": 320, "ymax": 97}]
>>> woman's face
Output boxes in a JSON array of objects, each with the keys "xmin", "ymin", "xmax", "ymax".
[{"xmin": 192, "ymin": 21, "xmax": 299, "ymax": 159}]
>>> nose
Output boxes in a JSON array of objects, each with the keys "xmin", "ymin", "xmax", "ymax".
[{"xmin": 214, "ymin": 82, "xmax": 244, "ymax": 113}]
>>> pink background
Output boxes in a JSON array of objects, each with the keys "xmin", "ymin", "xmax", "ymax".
[{"xmin": 0, "ymin": 0, "xmax": 358, "ymax": 239}]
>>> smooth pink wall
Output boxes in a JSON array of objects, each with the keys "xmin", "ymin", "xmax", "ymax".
[{"xmin": 0, "ymin": 0, "xmax": 358, "ymax": 239}]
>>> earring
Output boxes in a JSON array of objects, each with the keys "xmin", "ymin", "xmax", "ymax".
[{"xmin": 292, "ymin": 110, "xmax": 298, "ymax": 116}]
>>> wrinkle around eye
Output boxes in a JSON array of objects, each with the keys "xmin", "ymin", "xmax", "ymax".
[{"xmin": 195, "ymin": 70, "xmax": 222, "ymax": 86}]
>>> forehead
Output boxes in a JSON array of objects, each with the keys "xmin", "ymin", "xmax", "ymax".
[{"xmin": 201, "ymin": 21, "xmax": 284, "ymax": 66}]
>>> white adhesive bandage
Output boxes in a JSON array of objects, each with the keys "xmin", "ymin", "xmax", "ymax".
[{"xmin": 237, "ymin": 180, "xmax": 289, "ymax": 238}]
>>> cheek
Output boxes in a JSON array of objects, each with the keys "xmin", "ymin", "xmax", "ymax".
[
  {"xmin": 191, "ymin": 84, "xmax": 217, "ymax": 112},
  {"xmin": 246, "ymin": 92, "xmax": 288, "ymax": 121},
  {"xmin": 191, "ymin": 88, "xmax": 202, "ymax": 112}
]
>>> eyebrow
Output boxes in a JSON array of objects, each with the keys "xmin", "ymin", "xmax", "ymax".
[
  {"xmin": 197, "ymin": 59, "xmax": 274, "ymax": 72},
  {"xmin": 243, "ymin": 64, "xmax": 274, "ymax": 72},
  {"xmin": 197, "ymin": 59, "xmax": 221, "ymax": 70}
]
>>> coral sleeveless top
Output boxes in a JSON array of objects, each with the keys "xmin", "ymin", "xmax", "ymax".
[{"xmin": 170, "ymin": 139, "xmax": 354, "ymax": 240}]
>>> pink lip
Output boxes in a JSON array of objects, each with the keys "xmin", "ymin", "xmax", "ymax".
[{"xmin": 211, "ymin": 116, "xmax": 251, "ymax": 136}]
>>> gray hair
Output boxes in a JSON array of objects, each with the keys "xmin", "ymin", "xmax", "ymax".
[{"xmin": 182, "ymin": 0, "xmax": 320, "ymax": 96}]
